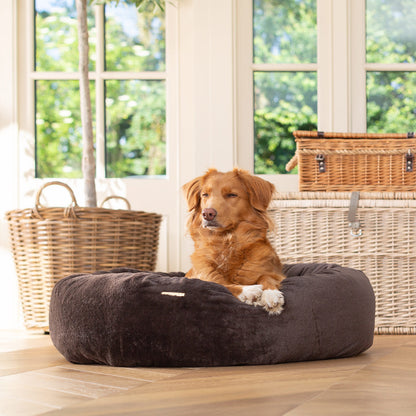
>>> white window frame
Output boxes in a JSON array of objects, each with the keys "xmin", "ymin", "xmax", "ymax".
[
  {"xmin": 350, "ymin": 0, "xmax": 416, "ymax": 132},
  {"xmin": 236, "ymin": 0, "xmax": 416, "ymax": 191},
  {"xmin": 17, "ymin": 0, "xmax": 180, "ymax": 272},
  {"xmin": 18, "ymin": 0, "xmax": 172, "ymax": 181},
  {"xmin": 237, "ymin": 0, "xmax": 325, "ymax": 191}
]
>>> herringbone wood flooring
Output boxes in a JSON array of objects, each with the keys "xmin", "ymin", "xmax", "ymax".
[{"xmin": 1, "ymin": 331, "xmax": 415, "ymax": 415}]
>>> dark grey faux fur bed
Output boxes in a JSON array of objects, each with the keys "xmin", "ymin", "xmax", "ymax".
[{"xmin": 49, "ymin": 263, "xmax": 375, "ymax": 367}]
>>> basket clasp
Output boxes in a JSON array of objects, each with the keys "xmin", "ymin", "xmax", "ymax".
[
  {"xmin": 316, "ymin": 154, "xmax": 326, "ymax": 173},
  {"xmin": 349, "ymin": 224, "xmax": 363, "ymax": 237},
  {"xmin": 406, "ymin": 151, "xmax": 413, "ymax": 172}
]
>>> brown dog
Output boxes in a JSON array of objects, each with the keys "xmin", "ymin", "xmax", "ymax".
[{"xmin": 183, "ymin": 168, "xmax": 285, "ymax": 314}]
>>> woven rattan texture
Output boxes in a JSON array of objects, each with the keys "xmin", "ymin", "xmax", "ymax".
[
  {"xmin": 290, "ymin": 131, "xmax": 416, "ymax": 192},
  {"xmin": 6, "ymin": 183, "xmax": 162, "ymax": 331},
  {"xmin": 268, "ymin": 192, "xmax": 416, "ymax": 335}
]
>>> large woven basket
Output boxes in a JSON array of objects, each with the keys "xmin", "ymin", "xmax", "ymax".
[
  {"xmin": 268, "ymin": 192, "xmax": 416, "ymax": 335},
  {"xmin": 5, "ymin": 181, "xmax": 162, "ymax": 331},
  {"xmin": 286, "ymin": 130, "xmax": 416, "ymax": 191}
]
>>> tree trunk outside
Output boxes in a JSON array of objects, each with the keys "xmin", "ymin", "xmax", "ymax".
[{"xmin": 76, "ymin": 0, "xmax": 97, "ymax": 207}]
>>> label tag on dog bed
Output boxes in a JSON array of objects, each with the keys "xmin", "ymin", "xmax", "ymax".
[{"xmin": 161, "ymin": 291, "xmax": 186, "ymax": 297}]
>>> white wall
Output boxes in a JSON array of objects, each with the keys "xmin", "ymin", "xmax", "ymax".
[{"xmin": 0, "ymin": 1, "xmax": 22, "ymax": 328}]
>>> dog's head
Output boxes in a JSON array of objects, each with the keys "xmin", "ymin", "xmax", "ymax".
[{"xmin": 183, "ymin": 168, "xmax": 275, "ymax": 233}]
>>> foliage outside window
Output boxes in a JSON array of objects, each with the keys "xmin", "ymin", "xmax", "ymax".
[
  {"xmin": 35, "ymin": 0, "xmax": 166, "ymax": 178},
  {"xmin": 253, "ymin": 0, "xmax": 416, "ymax": 174},
  {"xmin": 366, "ymin": 0, "xmax": 416, "ymax": 134},
  {"xmin": 253, "ymin": 0, "xmax": 317, "ymax": 174}
]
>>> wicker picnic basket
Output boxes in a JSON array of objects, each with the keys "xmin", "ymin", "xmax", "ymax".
[
  {"xmin": 5, "ymin": 181, "xmax": 162, "ymax": 331},
  {"xmin": 268, "ymin": 192, "xmax": 416, "ymax": 335},
  {"xmin": 286, "ymin": 131, "xmax": 416, "ymax": 192}
]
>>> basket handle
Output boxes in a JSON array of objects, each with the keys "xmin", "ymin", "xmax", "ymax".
[
  {"xmin": 35, "ymin": 181, "xmax": 79, "ymax": 209},
  {"xmin": 285, "ymin": 153, "xmax": 298, "ymax": 172},
  {"xmin": 100, "ymin": 196, "xmax": 131, "ymax": 210}
]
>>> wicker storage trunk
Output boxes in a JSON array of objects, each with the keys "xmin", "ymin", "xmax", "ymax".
[
  {"xmin": 286, "ymin": 131, "xmax": 416, "ymax": 192},
  {"xmin": 268, "ymin": 192, "xmax": 416, "ymax": 335},
  {"xmin": 5, "ymin": 182, "xmax": 162, "ymax": 331}
]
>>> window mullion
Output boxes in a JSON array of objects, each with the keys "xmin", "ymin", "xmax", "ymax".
[
  {"xmin": 19, "ymin": 0, "xmax": 35, "ymax": 162},
  {"xmin": 236, "ymin": 0, "xmax": 253, "ymax": 171},
  {"xmin": 365, "ymin": 63, "xmax": 416, "ymax": 71},
  {"xmin": 252, "ymin": 63, "xmax": 318, "ymax": 72},
  {"xmin": 30, "ymin": 72, "xmax": 80, "ymax": 80},
  {"xmin": 101, "ymin": 71, "xmax": 167, "ymax": 80},
  {"xmin": 350, "ymin": 0, "xmax": 366, "ymax": 132},
  {"xmin": 317, "ymin": 0, "xmax": 333, "ymax": 131},
  {"xmin": 95, "ymin": 4, "xmax": 106, "ymax": 179}
]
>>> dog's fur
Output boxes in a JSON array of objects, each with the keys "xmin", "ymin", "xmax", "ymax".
[{"xmin": 183, "ymin": 168, "xmax": 285, "ymax": 314}]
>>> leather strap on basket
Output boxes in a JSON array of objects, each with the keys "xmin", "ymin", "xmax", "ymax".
[{"xmin": 348, "ymin": 192, "xmax": 362, "ymax": 237}]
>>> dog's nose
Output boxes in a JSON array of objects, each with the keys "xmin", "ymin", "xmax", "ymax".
[{"xmin": 202, "ymin": 208, "xmax": 217, "ymax": 221}]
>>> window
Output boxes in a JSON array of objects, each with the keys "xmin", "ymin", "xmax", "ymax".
[
  {"xmin": 237, "ymin": 0, "xmax": 416, "ymax": 177},
  {"xmin": 253, "ymin": 0, "xmax": 317, "ymax": 174},
  {"xmin": 365, "ymin": 0, "xmax": 416, "ymax": 133},
  {"xmin": 34, "ymin": 0, "xmax": 166, "ymax": 178}
]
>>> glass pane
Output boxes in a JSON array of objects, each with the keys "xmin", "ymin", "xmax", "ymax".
[
  {"xmin": 254, "ymin": 72, "xmax": 317, "ymax": 174},
  {"xmin": 105, "ymin": 80, "xmax": 166, "ymax": 177},
  {"xmin": 253, "ymin": 0, "xmax": 317, "ymax": 64},
  {"xmin": 36, "ymin": 80, "xmax": 96, "ymax": 178},
  {"xmin": 366, "ymin": 0, "xmax": 416, "ymax": 64},
  {"xmin": 35, "ymin": 0, "xmax": 96, "ymax": 71},
  {"xmin": 367, "ymin": 72, "xmax": 416, "ymax": 133},
  {"xmin": 105, "ymin": 1, "xmax": 165, "ymax": 71}
]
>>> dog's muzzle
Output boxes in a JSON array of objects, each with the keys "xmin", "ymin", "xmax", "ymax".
[
  {"xmin": 201, "ymin": 208, "xmax": 221, "ymax": 228},
  {"xmin": 202, "ymin": 208, "xmax": 217, "ymax": 221},
  {"xmin": 202, "ymin": 220, "xmax": 221, "ymax": 229}
]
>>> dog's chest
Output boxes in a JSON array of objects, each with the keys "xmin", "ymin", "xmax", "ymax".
[{"xmin": 209, "ymin": 236, "xmax": 244, "ymax": 273}]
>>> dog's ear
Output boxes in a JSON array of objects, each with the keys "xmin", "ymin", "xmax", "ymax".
[
  {"xmin": 182, "ymin": 169, "xmax": 218, "ymax": 211},
  {"xmin": 182, "ymin": 176, "xmax": 202, "ymax": 212},
  {"xmin": 235, "ymin": 169, "xmax": 275, "ymax": 212}
]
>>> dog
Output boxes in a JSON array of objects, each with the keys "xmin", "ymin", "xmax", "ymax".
[{"xmin": 183, "ymin": 168, "xmax": 285, "ymax": 314}]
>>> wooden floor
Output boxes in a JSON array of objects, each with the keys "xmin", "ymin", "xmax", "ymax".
[{"xmin": 1, "ymin": 331, "xmax": 415, "ymax": 416}]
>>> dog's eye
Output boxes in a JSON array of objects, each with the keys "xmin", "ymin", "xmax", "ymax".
[
  {"xmin": 201, "ymin": 193, "xmax": 209, "ymax": 198},
  {"xmin": 227, "ymin": 193, "xmax": 238, "ymax": 198}
]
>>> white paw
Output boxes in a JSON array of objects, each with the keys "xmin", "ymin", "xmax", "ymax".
[
  {"xmin": 238, "ymin": 284, "xmax": 263, "ymax": 305},
  {"xmin": 258, "ymin": 289, "xmax": 285, "ymax": 315}
]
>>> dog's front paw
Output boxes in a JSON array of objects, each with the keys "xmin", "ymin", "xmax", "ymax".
[
  {"xmin": 259, "ymin": 289, "xmax": 285, "ymax": 315},
  {"xmin": 238, "ymin": 284, "xmax": 263, "ymax": 305}
]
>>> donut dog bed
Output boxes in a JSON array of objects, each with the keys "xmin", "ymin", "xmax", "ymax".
[{"xmin": 49, "ymin": 263, "xmax": 375, "ymax": 367}]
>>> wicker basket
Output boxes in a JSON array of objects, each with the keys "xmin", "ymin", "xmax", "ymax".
[
  {"xmin": 5, "ymin": 181, "xmax": 162, "ymax": 331},
  {"xmin": 268, "ymin": 192, "xmax": 416, "ymax": 335},
  {"xmin": 286, "ymin": 130, "xmax": 416, "ymax": 191}
]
